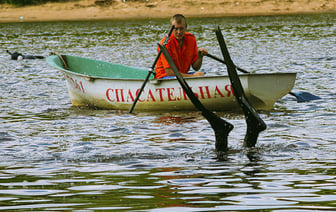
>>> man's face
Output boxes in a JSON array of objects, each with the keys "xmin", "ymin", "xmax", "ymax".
[{"xmin": 172, "ymin": 20, "xmax": 187, "ymax": 42}]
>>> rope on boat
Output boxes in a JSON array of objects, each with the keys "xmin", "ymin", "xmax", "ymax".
[{"xmin": 50, "ymin": 52, "xmax": 69, "ymax": 70}]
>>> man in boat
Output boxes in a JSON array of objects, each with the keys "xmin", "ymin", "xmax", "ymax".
[{"xmin": 155, "ymin": 14, "xmax": 208, "ymax": 79}]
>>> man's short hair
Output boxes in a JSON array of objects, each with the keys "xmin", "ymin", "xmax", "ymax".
[{"xmin": 170, "ymin": 14, "xmax": 187, "ymax": 27}]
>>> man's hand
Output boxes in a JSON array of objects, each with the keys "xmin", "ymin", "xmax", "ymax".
[
  {"xmin": 192, "ymin": 71, "xmax": 204, "ymax": 77},
  {"xmin": 198, "ymin": 48, "xmax": 208, "ymax": 57},
  {"xmin": 192, "ymin": 48, "xmax": 208, "ymax": 71}
]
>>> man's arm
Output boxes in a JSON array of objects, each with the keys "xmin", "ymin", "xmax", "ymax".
[{"xmin": 192, "ymin": 48, "xmax": 208, "ymax": 71}]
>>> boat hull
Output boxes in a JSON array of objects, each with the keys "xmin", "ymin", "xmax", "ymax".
[{"xmin": 47, "ymin": 55, "xmax": 296, "ymax": 111}]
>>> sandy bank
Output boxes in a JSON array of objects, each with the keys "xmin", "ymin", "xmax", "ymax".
[{"xmin": 0, "ymin": 0, "xmax": 335, "ymax": 23}]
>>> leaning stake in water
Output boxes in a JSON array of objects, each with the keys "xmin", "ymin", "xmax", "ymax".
[
  {"xmin": 158, "ymin": 43, "xmax": 233, "ymax": 152},
  {"xmin": 215, "ymin": 26, "xmax": 266, "ymax": 147}
]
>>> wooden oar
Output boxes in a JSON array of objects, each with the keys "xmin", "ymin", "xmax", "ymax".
[
  {"xmin": 129, "ymin": 25, "xmax": 175, "ymax": 113},
  {"xmin": 215, "ymin": 26, "xmax": 266, "ymax": 148},
  {"xmin": 207, "ymin": 53, "xmax": 249, "ymax": 74},
  {"xmin": 206, "ymin": 53, "xmax": 321, "ymax": 103},
  {"xmin": 158, "ymin": 43, "xmax": 233, "ymax": 152}
]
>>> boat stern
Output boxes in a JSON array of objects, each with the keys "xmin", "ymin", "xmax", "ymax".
[{"xmin": 247, "ymin": 72, "xmax": 297, "ymax": 110}]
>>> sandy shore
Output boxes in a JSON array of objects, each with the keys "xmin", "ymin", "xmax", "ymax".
[{"xmin": 0, "ymin": 0, "xmax": 335, "ymax": 23}]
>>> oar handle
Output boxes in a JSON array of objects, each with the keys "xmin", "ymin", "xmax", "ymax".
[{"xmin": 206, "ymin": 53, "xmax": 249, "ymax": 74}]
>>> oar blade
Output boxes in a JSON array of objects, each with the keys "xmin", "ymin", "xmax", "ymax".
[
  {"xmin": 290, "ymin": 91, "xmax": 321, "ymax": 103},
  {"xmin": 215, "ymin": 26, "xmax": 266, "ymax": 148}
]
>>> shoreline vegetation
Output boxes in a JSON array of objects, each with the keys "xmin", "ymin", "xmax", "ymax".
[{"xmin": 0, "ymin": 0, "xmax": 335, "ymax": 23}]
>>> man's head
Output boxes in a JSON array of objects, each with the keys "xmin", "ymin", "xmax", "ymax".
[{"xmin": 170, "ymin": 14, "xmax": 187, "ymax": 42}]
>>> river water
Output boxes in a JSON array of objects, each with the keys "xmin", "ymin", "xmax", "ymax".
[{"xmin": 0, "ymin": 14, "xmax": 335, "ymax": 211}]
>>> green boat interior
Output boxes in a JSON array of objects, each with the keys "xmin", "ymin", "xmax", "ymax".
[{"xmin": 47, "ymin": 54, "xmax": 151, "ymax": 80}]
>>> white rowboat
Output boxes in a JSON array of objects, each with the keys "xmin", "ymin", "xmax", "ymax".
[{"xmin": 46, "ymin": 54, "xmax": 296, "ymax": 111}]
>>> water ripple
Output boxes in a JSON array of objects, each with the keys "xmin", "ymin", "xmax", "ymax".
[{"xmin": 0, "ymin": 14, "xmax": 335, "ymax": 211}]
